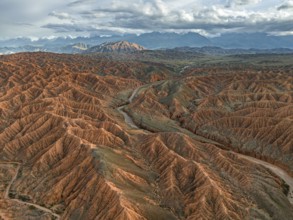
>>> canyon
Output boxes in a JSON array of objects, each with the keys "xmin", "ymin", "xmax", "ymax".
[{"xmin": 0, "ymin": 52, "xmax": 292, "ymax": 219}]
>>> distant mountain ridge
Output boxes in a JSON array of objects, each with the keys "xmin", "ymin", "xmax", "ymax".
[
  {"xmin": 60, "ymin": 43, "xmax": 90, "ymax": 53},
  {"xmin": 168, "ymin": 46, "xmax": 293, "ymax": 55},
  {"xmin": 211, "ymin": 33, "xmax": 293, "ymax": 49},
  {"xmin": 129, "ymin": 32, "xmax": 210, "ymax": 49},
  {"xmin": 0, "ymin": 32, "xmax": 293, "ymax": 54},
  {"xmin": 86, "ymin": 41, "xmax": 145, "ymax": 53}
]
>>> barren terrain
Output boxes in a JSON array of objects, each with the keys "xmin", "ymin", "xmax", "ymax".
[{"xmin": 0, "ymin": 52, "xmax": 292, "ymax": 220}]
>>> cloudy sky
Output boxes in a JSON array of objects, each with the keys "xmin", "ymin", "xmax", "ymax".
[{"xmin": 0, "ymin": 0, "xmax": 292, "ymax": 39}]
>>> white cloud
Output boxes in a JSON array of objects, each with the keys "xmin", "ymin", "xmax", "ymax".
[
  {"xmin": 277, "ymin": 0, "xmax": 293, "ymax": 10},
  {"xmin": 49, "ymin": 11, "xmax": 71, "ymax": 20},
  {"xmin": 0, "ymin": 0, "xmax": 292, "ymax": 39},
  {"xmin": 227, "ymin": 0, "xmax": 262, "ymax": 7}
]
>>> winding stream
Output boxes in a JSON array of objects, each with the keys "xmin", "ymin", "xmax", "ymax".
[
  {"xmin": 117, "ymin": 87, "xmax": 140, "ymax": 129},
  {"xmin": 118, "ymin": 82, "xmax": 293, "ymax": 205},
  {"xmin": 0, "ymin": 162, "xmax": 60, "ymax": 219},
  {"xmin": 237, "ymin": 154, "xmax": 293, "ymax": 204}
]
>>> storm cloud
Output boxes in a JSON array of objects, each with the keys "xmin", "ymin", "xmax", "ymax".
[{"xmin": 0, "ymin": 0, "xmax": 292, "ymax": 39}]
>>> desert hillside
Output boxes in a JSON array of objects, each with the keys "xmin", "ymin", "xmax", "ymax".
[{"xmin": 0, "ymin": 52, "xmax": 292, "ymax": 220}]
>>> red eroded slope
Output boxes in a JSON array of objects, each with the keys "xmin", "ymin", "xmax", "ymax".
[{"xmin": 0, "ymin": 53, "xmax": 292, "ymax": 220}]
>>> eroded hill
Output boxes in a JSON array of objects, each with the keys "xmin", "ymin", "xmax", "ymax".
[{"xmin": 0, "ymin": 52, "xmax": 292, "ymax": 220}]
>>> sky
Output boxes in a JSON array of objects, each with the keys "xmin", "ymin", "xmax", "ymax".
[{"xmin": 0, "ymin": 0, "xmax": 293, "ymax": 39}]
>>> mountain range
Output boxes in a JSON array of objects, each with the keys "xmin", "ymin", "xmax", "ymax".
[{"xmin": 1, "ymin": 32, "xmax": 293, "ymax": 55}]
